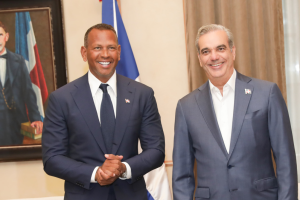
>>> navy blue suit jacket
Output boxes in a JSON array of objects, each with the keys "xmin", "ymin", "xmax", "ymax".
[{"xmin": 42, "ymin": 73, "xmax": 165, "ymax": 200}]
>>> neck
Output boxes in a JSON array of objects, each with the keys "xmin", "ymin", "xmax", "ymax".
[
  {"xmin": 210, "ymin": 69, "xmax": 234, "ymax": 96},
  {"xmin": 0, "ymin": 48, "xmax": 6, "ymax": 55},
  {"xmin": 210, "ymin": 78, "xmax": 228, "ymax": 96}
]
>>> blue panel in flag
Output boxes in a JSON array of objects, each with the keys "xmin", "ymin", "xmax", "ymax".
[
  {"xmin": 102, "ymin": 0, "xmax": 114, "ymax": 27},
  {"xmin": 147, "ymin": 191, "xmax": 155, "ymax": 200},
  {"xmin": 15, "ymin": 12, "xmax": 31, "ymax": 61},
  {"xmin": 102, "ymin": 0, "xmax": 139, "ymax": 80}
]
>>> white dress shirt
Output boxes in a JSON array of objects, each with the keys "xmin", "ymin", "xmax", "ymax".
[
  {"xmin": 88, "ymin": 70, "xmax": 132, "ymax": 182},
  {"xmin": 209, "ymin": 69, "xmax": 236, "ymax": 153},
  {"xmin": 0, "ymin": 49, "xmax": 7, "ymax": 87}
]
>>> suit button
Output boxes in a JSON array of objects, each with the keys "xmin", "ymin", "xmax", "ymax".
[{"xmin": 227, "ymin": 165, "xmax": 233, "ymax": 169}]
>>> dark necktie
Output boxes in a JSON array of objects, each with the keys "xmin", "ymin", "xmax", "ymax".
[
  {"xmin": 99, "ymin": 83, "xmax": 115, "ymax": 154},
  {"xmin": 0, "ymin": 54, "xmax": 7, "ymax": 59}
]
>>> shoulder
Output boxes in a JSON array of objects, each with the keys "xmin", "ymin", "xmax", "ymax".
[
  {"xmin": 236, "ymin": 72, "xmax": 283, "ymax": 104},
  {"xmin": 238, "ymin": 72, "xmax": 276, "ymax": 91},
  {"xmin": 180, "ymin": 89, "xmax": 199, "ymax": 102},
  {"xmin": 249, "ymin": 77, "xmax": 275, "ymax": 88},
  {"xmin": 117, "ymin": 74, "xmax": 153, "ymax": 94},
  {"xmin": 7, "ymin": 50, "xmax": 25, "ymax": 62},
  {"xmin": 50, "ymin": 74, "xmax": 87, "ymax": 98},
  {"xmin": 179, "ymin": 81, "xmax": 208, "ymax": 104}
]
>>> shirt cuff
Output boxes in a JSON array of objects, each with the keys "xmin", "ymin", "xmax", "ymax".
[
  {"xmin": 119, "ymin": 162, "xmax": 132, "ymax": 180},
  {"xmin": 91, "ymin": 166, "xmax": 99, "ymax": 183}
]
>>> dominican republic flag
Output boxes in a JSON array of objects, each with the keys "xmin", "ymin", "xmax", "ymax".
[
  {"xmin": 102, "ymin": 1, "xmax": 172, "ymax": 200},
  {"xmin": 15, "ymin": 12, "xmax": 48, "ymax": 122}
]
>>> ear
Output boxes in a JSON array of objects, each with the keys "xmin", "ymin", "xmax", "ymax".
[
  {"xmin": 80, "ymin": 46, "xmax": 87, "ymax": 62},
  {"xmin": 231, "ymin": 46, "xmax": 236, "ymax": 61},
  {"xmin": 5, "ymin": 33, "xmax": 9, "ymax": 42},
  {"xmin": 117, "ymin": 44, "xmax": 121, "ymax": 61},
  {"xmin": 198, "ymin": 54, "xmax": 203, "ymax": 67}
]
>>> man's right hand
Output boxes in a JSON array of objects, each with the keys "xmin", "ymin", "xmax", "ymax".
[
  {"xmin": 95, "ymin": 167, "xmax": 118, "ymax": 186},
  {"xmin": 95, "ymin": 154, "xmax": 126, "ymax": 186}
]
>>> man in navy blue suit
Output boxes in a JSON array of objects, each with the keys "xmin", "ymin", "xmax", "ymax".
[
  {"xmin": 42, "ymin": 23, "xmax": 165, "ymax": 200},
  {"xmin": 0, "ymin": 21, "xmax": 42, "ymax": 146}
]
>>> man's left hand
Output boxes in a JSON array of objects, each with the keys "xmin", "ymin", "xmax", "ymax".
[
  {"xmin": 31, "ymin": 121, "xmax": 43, "ymax": 134},
  {"xmin": 101, "ymin": 154, "xmax": 126, "ymax": 177}
]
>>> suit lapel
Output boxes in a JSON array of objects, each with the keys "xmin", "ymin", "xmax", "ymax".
[
  {"xmin": 112, "ymin": 74, "xmax": 134, "ymax": 155},
  {"xmin": 6, "ymin": 50, "xmax": 18, "ymax": 87},
  {"xmin": 71, "ymin": 74, "xmax": 107, "ymax": 154},
  {"xmin": 196, "ymin": 82, "xmax": 229, "ymax": 159},
  {"xmin": 228, "ymin": 73, "xmax": 253, "ymax": 159}
]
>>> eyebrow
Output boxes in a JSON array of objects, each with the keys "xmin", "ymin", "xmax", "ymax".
[
  {"xmin": 200, "ymin": 44, "xmax": 227, "ymax": 53},
  {"xmin": 217, "ymin": 44, "xmax": 227, "ymax": 49},
  {"xmin": 200, "ymin": 47, "xmax": 209, "ymax": 53}
]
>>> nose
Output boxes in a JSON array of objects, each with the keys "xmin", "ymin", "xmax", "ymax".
[
  {"xmin": 100, "ymin": 48, "xmax": 109, "ymax": 58},
  {"xmin": 210, "ymin": 50, "xmax": 219, "ymax": 61}
]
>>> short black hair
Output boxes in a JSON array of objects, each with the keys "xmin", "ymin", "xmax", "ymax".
[{"xmin": 84, "ymin": 23, "xmax": 118, "ymax": 47}]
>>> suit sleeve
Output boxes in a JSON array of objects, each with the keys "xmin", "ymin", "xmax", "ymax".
[
  {"xmin": 125, "ymin": 88, "xmax": 165, "ymax": 183},
  {"xmin": 172, "ymin": 100, "xmax": 195, "ymax": 200},
  {"xmin": 268, "ymin": 84, "xmax": 298, "ymax": 200},
  {"xmin": 42, "ymin": 93, "xmax": 95, "ymax": 190},
  {"xmin": 20, "ymin": 56, "xmax": 40, "ymax": 122}
]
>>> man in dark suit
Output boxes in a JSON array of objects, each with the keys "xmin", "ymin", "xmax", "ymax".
[
  {"xmin": 0, "ymin": 21, "xmax": 42, "ymax": 146},
  {"xmin": 42, "ymin": 23, "xmax": 165, "ymax": 200},
  {"xmin": 173, "ymin": 24, "xmax": 297, "ymax": 200}
]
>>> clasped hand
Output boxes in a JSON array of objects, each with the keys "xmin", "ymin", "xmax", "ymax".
[{"xmin": 95, "ymin": 154, "xmax": 126, "ymax": 186}]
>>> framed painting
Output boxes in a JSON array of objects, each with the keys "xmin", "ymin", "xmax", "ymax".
[{"xmin": 0, "ymin": 0, "xmax": 67, "ymax": 162}]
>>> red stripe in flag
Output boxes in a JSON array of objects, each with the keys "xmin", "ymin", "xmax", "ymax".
[{"xmin": 29, "ymin": 44, "xmax": 48, "ymax": 104}]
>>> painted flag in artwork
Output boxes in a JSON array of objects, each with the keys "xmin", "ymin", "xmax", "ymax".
[
  {"xmin": 102, "ymin": 1, "xmax": 172, "ymax": 199},
  {"xmin": 15, "ymin": 12, "xmax": 48, "ymax": 121}
]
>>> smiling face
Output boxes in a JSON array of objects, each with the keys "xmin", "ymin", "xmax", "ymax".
[
  {"xmin": 0, "ymin": 27, "xmax": 9, "ymax": 55},
  {"xmin": 81, "ymin": 29, "xmax": 120, "ymax": 83},
  {"xmin": 197, "ymin": 30, "xmax": 236, "ymax": 87}
]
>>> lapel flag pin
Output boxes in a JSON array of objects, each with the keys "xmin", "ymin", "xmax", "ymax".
[
  {"xmin": 245, "ymin": 89, "xmax": 251, "ymax": 94},
  {"xmin": 125, "ymin": 99, "xmax": 130, "ymax": 103}
]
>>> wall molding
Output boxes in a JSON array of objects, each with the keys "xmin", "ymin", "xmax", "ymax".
[{"xmin": 164, "ymin": 160, "xmax": 173, "ymax": 167}]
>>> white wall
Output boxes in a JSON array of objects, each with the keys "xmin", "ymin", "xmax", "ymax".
[
  {"xmin": 0, "ymin": 0, "xmax": 188, "ymax": 199},
  {"xmin": 120, "ymin": 0, "xmax": 188, "ymax": 189},
  {"xmin": 63, "ymin": 0, "xmax": 103, "ymax": 81}
]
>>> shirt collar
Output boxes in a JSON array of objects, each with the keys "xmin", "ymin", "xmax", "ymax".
[
  {"xmin": 209, "ymin": 69, "xmax": 237, "ymax": 92},
  {"xmin": 88, "ymin": 70, "xmax": 117, "ymax": 97}
]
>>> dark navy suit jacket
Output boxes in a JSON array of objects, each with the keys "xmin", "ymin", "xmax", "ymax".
[
  {"xmin": 0, "ymin": 50, "xmax": 40, "ymax": 145},
  {"xmin": 42, "ymin": 73, "xmax": 165, "ymax": 200}
]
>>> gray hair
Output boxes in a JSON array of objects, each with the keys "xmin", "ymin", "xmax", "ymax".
[{"xmin": 195, "ymin": 24, "xmax": 234, "ymax": 54}]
